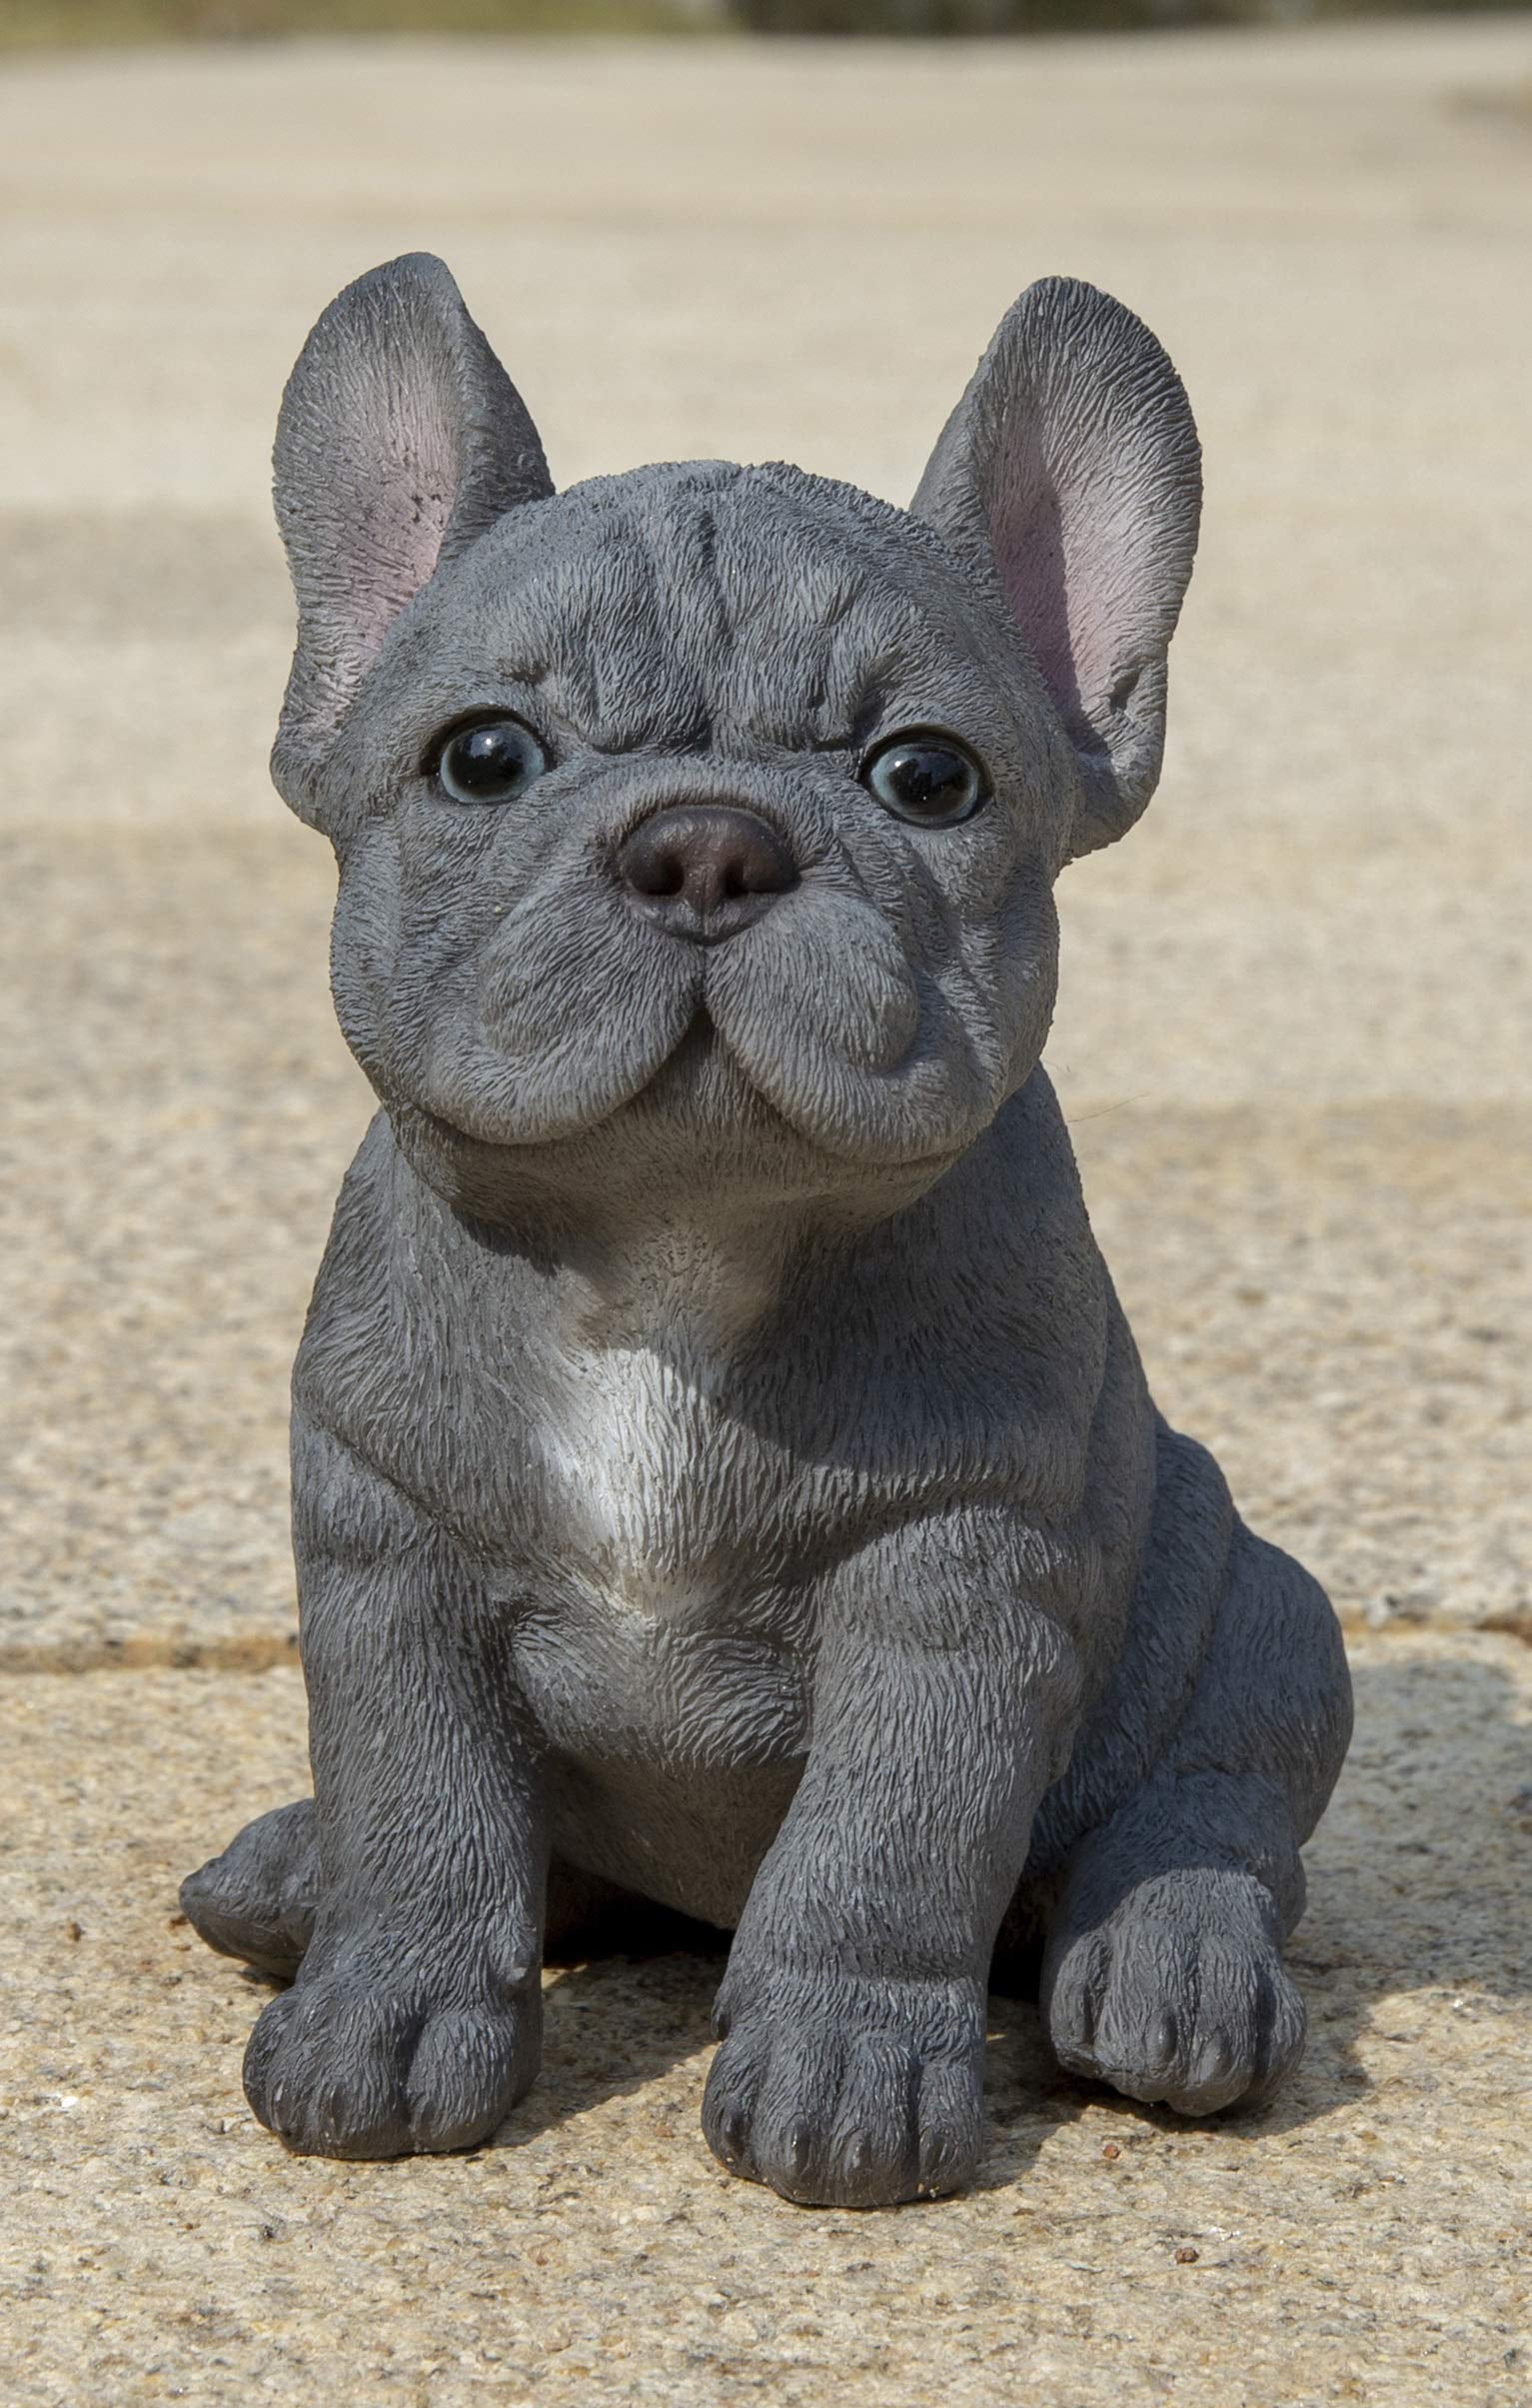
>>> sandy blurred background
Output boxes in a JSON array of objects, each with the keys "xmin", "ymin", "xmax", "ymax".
[{"xmin": 2, "ymin": 10, "xmax": 1528, "ymax": 1666}]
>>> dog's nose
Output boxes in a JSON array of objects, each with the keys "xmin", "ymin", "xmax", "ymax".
[{"xmin": 616, "ymin": 806, "xmax": 798, "ymax": 943}]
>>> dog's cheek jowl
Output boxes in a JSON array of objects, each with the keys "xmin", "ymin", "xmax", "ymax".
[
  {"xmin": 710, "ymin": 927, "xmax": 999, "ymax": 1167},
  {"xmin": 810, "ymin": 930, "xmax": 922, "ymax": 1079},
  {"xmin": 417, "ymin": 875, "xmax": 701, "ymax": 1146},
  {"xmin": 329, "ymin": 822, "xmax": 408, "ymax": 1093},
  {"xmin": 990, "ymin": 861, "xmax": 1061, "ymax": 1093},
  {"xmin": 706, "ymin": 893, "xmax": 920, "ymax": 1086}
]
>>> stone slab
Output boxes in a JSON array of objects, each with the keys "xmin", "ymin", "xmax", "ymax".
[{"xmin": 1, "ymin": 1631, "xmax": 1528, "ymax": 2406}]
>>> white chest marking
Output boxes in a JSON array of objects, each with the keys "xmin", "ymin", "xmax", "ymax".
[{"xmin": 543, "ymin": 1345, "xmax": 742, "ymax": 1619}]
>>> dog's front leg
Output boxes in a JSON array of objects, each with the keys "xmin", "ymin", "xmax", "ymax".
[
  {"xmin": 704, "ymin": 1524, "xmax": 1081, "ymax": 2206},
  {"xmin": 242, "ymin": 1419, "xmax": 545, "ymax": 2160}
]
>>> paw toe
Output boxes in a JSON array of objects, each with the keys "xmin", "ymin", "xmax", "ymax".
[
  {"xmin": 406, "ymin": 2004, "xmax": 539, "ymax": 2151},
  {"xmin": 746, "ymin": 2036, "xmax": 849, "ymax": 2204},
  {"xmin": 1090, "ymin": 1983, "xmax": 1184, "ymax": 2103},
  {"xmin": 243, "ymin": 1972, "xmax": 537, "ymax": 2160},
  {"xmin": 1247, "ymin": 1964, "xmax": 1308, "ymax": 2102},
  {"xmin": 701, "ymin": 2024, "xmax": 771, "ymax": 2180},
  {"xmin": 1160, "ymin": 2032, "xmax": 1248, "ymax": 2117},
  {"xmin": 1044, "ymin": 1932, "xmax": 1107, "ymax": 2073},
  {"xmin": 1046, "ymin": 1904, "xmax": 1308, "ymax": 2118},
  {"xmin": 914, "ymin": 2057, "xmax": 984, "ymax": 2198}
]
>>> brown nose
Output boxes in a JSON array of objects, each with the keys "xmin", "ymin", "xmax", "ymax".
[{"xmin": 616, "ymin": 806, "xmax": 797, "ymax": 943}]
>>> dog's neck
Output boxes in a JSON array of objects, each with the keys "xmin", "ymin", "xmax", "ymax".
[
  {"xmin": 551, "ymin": 1207, "xmax": 804, "ymax": 1357},
  {"xmin": 387, "ymin": 1097, "xmax": 957, "ymax": 1335},
  {"xmin": 384, "ymin": 1066, "xmax": 1086, "ymax": 1383}
]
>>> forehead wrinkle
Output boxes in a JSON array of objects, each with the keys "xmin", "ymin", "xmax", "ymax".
[
  {"xmin": 503, "ymin": 529, "xmax": 701, "ymax": 753},
  {"xmin": 482, "ymin": 474, "xmax": 991, "ymax": 764},
  {"xmin": 709, "ymin": 471, "xmax": 1000, "ymax": 752},
  {"xmin": 657, "ymin": 497, "xmax": 732, "ymax": 655},
  {"xmin": 710, "ymin": 522, "xmax": 948, "ymax": 752},
  {"xmin": 644, "ymin": 496, "xmax": 736, "ymax": 751}
]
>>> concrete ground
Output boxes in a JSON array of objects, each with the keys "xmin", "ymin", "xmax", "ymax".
[{"xmin": 1, "ymin": 17, "xmax": 1529, "ymax": 2404}]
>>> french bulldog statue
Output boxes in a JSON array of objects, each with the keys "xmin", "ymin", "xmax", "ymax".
[{"xmin": 181, "ymin": 254, "xmax": 1352, "ymax": 2207}]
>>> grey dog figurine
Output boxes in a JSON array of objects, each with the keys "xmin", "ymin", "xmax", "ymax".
[{"xmin": 181, "ymin": 254, "xmax": 1352, "ymax": 2207}]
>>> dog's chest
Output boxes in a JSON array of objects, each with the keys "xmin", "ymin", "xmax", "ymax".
[
  {"xmin": 527, "ymin": 1348, "xmax": 813, "ymax": 1627},
  {"xmin": 508, "ymin": 1340, "xmax": 821, "ymax": 1796},
  {"xmin": 532, "ymin": 1340, "xmax": 798, "ymax": 1615}
]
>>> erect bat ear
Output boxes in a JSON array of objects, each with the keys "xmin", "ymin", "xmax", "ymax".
[
  {"xmin": 270, "ymin": 252, "xmax": 553, "ymax": 824},
  {"xmin": 912, "ymin": 277, "xmax": 1201, "ymax": 860}
]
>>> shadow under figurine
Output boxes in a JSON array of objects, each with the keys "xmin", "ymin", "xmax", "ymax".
[{"xmin": 181, "ymin": 254, "xmax": 1353, "ymax": 2207}]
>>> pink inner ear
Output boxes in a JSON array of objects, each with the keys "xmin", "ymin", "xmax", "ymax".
[
  {"xmin": 987, "ymin": 430, "xmax": 1135, "ymax": 747},
  {"xmin": 274, "ymin": 253, "xmax": 555, "ymax": 804},
  {"xmin": 988, "ymin": 444, "xmax": 1079, "ymax": 733},
  {"xmin": 339, "ymin": 376, "xmax": 461, "ymax": 684},
  {"xmin": 912, "ymin": 277, "xmax": 1199, "ymax": 855}
]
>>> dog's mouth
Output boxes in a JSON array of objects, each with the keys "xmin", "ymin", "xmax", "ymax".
[
  {"xmin": 390, "ymin": 877, "xmax": 1006, "ymax": 1185},
  {"xmin": 404, "ymin": 995, "xmax": 982, "ymax": 1211},
  {"xmin": 629, "ymin": 1002, "xmax": 815, "ymax": 1136},
  {"xmin": 409, "ymin": 1001, "xmax": 788, "ymax": 1157}
]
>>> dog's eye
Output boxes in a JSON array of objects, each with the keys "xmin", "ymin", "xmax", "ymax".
[
  {"xmin": 859, "ymin": 731, "xmax": 987, "ymax": 829},
  {"xmin": 435, "ymin": 717, "xmax": 549, "ymax": 806}
]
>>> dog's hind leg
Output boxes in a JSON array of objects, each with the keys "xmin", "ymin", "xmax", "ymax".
[
  {"xmin": 181, "ymin": 1800, "xmax": 319, "ymax": 1980},
  {"xmin": 1041, "ymin": 1517, "xmax": 1352, "ymax": 2115},
  {"xmin": 181, "ymin": 1802, "xmax": 646, "ymax": 1977}
]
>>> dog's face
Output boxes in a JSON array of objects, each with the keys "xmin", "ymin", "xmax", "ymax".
[
  {"xmin": 272, "ymin": 258, "xmax": 1199, "ymax": 1218},
  {"xmin": 307, "ymin": 466, "xmax": 1073, "ymax": 1191}
]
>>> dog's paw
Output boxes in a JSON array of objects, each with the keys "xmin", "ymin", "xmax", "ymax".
[
  {"xmin": 1043, "ymin": 1868, "xmax": 1306, "ymax": 2116},
  {"xmin": 702, "ymin": 1967, "xmax": 985, "ymax": 2207},
  {"xmin": 243, "ymin": 1932, "xmax": 542, "ymax": 2158},
  {"xmin": 181, "ymin": 1798, "xmax": 319, "ymax": 1980}
]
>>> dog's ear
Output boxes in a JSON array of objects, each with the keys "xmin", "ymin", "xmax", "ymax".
[
  {"xmin": 913, "ymin": 278, "xmax": 1200, "ymax": 860},
  {"xmin": 271, "ymin": 253, "xmax": 553, "ymax": 824}
]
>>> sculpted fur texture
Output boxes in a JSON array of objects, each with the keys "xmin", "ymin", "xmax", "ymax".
[{"xmin": 181, "ymin": 254, "xmax": 1352, "ymax": 2206}]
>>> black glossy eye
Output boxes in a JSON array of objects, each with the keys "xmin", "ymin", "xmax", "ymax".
[
  {"xmin": 435, "ymin": 717, "xmax": 549, "ymax": 806},
  {"xmin": 860, "ymin": 731, "xmax": 987, "ymax": 828}
]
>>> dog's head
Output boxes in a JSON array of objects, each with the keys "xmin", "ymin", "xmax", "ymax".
[{"xmin": 272, "ymin": 255, "xmax": 1198, "ymax": 1218}]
